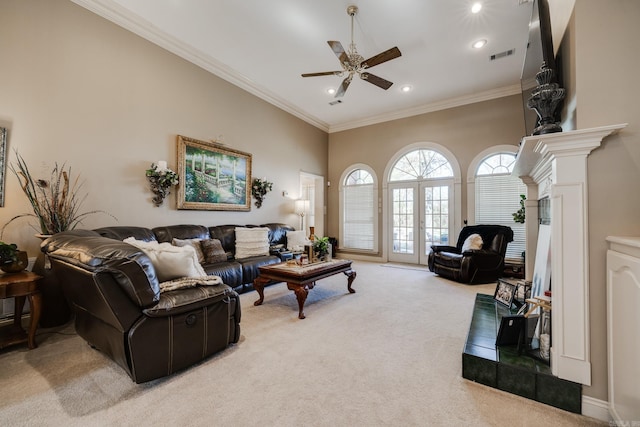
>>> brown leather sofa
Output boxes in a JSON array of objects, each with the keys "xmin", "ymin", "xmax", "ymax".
[
  {"xmin": 427, "ymin": 225, "xmax": 514, "ymax": 284},
  {"xmin": 41, "ymin": 223, "xmax": 293, "ymax": 383},
  {"xmin": 93, "ymin": 223, "xmax": 294, "ymax": 294}
]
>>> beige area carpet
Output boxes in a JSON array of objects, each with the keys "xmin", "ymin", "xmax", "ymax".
[{"xmin": 0, "ymin": 261, "xmax": 604, "ymax": 426}]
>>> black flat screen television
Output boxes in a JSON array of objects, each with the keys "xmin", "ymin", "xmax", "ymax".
[{"xmin": 520, "ymin": 0, "xmax": 558, "ymax": 136}]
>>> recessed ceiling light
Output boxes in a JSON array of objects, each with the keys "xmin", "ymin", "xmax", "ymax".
[
  {"xmin": 472, "ymin": 39, "xmax": 487, "ymax": 49},
  {"xmin": 471, "ymin": 2, "xmax": 482, "ymax": 14},
  {"xmin": 326, "ymin": 88, "xmax": 336, "ymax": 95},
  {"xmin": 400, "ymin": 85, "xmax": 412, "ymax": 93}
]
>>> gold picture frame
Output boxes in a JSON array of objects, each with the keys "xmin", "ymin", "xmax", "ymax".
[
  {"xmin": 0, "ymin": 127, "xmax": 6, "ymax": 207},
  {"xmin": 176, "ymin": 135, "xmax": 252, "ymax": 211}
]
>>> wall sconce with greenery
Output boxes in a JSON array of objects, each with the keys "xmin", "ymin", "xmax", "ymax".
[
  {"xmin": 146, "ymin": 161, "xmax": 179, "ymax": 207},
  {"xmin": 512, "ymin": 194, "xmax": 526, "ymax": 223},
  {"xmin": 251, "ymin": 177, "xmax": 273, "ymax": 208}
]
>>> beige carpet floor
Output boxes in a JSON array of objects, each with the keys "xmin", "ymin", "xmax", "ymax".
[{"xmin": 0, "ymin": 261, "xmax": 605, "ymax": 426}]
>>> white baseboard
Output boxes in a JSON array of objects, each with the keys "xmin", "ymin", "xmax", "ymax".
[{"xmin": 582, "ymin": 395, "xmax": 610, "ymax": 422}]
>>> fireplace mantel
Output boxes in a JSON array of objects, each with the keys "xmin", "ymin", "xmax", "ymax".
[{"xmin": 512, "ymin": 123, "xmax": 627, "ymax": 385}]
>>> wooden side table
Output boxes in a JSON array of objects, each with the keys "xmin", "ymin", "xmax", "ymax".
[{"xmin": 0, "ymin": 271, "xmax": 42, "ymax": 350}]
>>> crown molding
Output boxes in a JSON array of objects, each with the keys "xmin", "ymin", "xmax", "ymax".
[
  {"xmin": 328, "ymin": 84, "xmax": 522, "ymax": 133},
  {"xmin": 72, "ymin": 0, "xmax": 522, "ymax": 135},
  {"xmin": 71, "ymin": 0, "xmax": 330, "ymax": 132}
]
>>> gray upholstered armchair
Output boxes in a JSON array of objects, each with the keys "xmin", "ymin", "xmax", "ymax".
[{"xmin": 427, "ymin": 225, "xmax": 514, "ymax": 284}]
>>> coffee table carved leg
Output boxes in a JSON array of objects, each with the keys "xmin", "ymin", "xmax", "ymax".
[
  {"xmin": 345, "ymin": 269, "xmax": 357, "ymax": 293},
  {"xmin": 253, "ymin": 277, "xmax": 270, "ymax": 306},
  {"xmin": 290, "ymin": 284, "xmax": 309, "ymax": 319}
]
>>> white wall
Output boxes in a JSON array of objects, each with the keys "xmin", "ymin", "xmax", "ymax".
[{"xmin": 0, "ymin": 0, "xmax": 328, "ymax": 256}]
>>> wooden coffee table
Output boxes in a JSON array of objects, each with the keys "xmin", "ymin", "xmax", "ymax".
[{"xmin": 253, "ymin": 259, "xmax": 356, "ymax": 319}]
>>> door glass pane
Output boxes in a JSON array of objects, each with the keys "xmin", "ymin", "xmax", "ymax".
[
  {"xmin": 392, "ymin": 188, "xmax": 414, "ymax": 254},
  {"xmin": 424, "ymin": 185, "xmax": 449, "ymax": 252}
]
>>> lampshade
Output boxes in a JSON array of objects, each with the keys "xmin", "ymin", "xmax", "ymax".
[{"xmin": 294, "ymin": 199, "xmax": 308, "ymax": 216}]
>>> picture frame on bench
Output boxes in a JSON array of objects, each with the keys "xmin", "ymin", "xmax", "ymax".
[
  {"xmin": 177, "ymin": 135, "xmax": 252, "ymax": 211},
  {"xmin": 494, "ymin": 279, "xmax": 516, "ymax": 308}
]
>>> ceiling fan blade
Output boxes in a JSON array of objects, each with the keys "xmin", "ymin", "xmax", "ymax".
[
  {"xmin": 301, "ymin": 71, "xmax": 342, "ymax": 77},
  {"xmin": 335, "ymin": 77, "xmax": 352, "ymax": 98},
  {"xmin": 362, "ymin": 46, "xmax": 402, "ymax": 69},
  {"xmin": 327, "ymin": 41, "xmax": 349, "ymax": 64},
  {"xmin": 360, "ymin": 73, "xmax": 393, "ymax": 90}
]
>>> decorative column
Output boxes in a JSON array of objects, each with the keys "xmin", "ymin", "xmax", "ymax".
[{"xmin": 513, "ymin": 123, "xmax": 627, "ymax": 385}]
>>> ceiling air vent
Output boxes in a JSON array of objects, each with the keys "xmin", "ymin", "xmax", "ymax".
[
  {"xmin": 329, "ymin": 99, "xmax": 343, "ymax": 106},
  {"xmin": 490, "ymin": 49, "xmax": 515, "ymax": 61}
]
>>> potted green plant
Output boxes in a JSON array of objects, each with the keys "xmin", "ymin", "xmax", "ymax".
[
  {"xmin": 2, "ymin": 151, "xmax": 114, "ymax": 235},
  {"xmin": 0, "ymin": 241, "xmax": 28, "ymax": 273},
  {"xmin": 313, "ymin": 236, "xmax": 331, "ymax": 261}
]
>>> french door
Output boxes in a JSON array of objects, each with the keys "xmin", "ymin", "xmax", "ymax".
[{"xmin": 388, "ymin": 180, "xmax": 453, "ymax": 265}]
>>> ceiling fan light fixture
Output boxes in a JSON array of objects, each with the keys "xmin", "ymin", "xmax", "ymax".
[
  {"xmin": 471, "ymin": 3, "xmax": 482, "ymax": 14},
  {"xmin": 400, "ymin": 85, "xmax": 413, "ymax": 93},
  {"xmin": 301, "ymin": 5, "xmax": 401, "ymax": 98},
  {"xmin": 472, "ymin": 39, "xmax": 487, "ymax": 49},
  {"xmin": 326, "ymin": 88, "xmax": 336, "ymax": 95}
]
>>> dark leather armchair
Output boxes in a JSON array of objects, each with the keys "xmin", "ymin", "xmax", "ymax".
[
  {"xmin": 427, "ymin": 225, "xmax": 514, "ymax": 284},
  {"xmin": 42, "ymin": 230, "xmax": 241, "ymax": 383}
]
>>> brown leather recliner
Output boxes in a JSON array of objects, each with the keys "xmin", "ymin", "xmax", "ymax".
[
  {"xmin": 427, "ymin": 225, "xmax": 514, "ymax": 284},
  {"xmin": 42, "ymin": 230, "xmax": 241, "ymax": 383}
]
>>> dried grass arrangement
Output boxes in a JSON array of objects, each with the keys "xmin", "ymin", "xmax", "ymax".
[{"xmin": 2, "ymin": 152, "xmax": 113, "ymax": 236}]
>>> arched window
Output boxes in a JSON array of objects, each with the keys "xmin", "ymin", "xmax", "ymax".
[
  {"xmin": 474, "ymin": 152, "xmax": 526, "ymax": 260},
  {"xmin": 389, "ymin": 149, "xmax": 453, "ymax": 181},
  {"xmin": 340, "ymin": 166, "xmax": 378, "ymax": 252}
]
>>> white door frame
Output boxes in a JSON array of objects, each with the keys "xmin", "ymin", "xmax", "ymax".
[
  {"xmin": 388, "ymin": 179, "xmax": 454, "ymax": 265},
  {"xmin": 299, "ymin": 171, "xmax": 325, "ymax": 237},
  {"xmin": 381, "ymin": 142, "xmax": 462, "ymax": 263}
]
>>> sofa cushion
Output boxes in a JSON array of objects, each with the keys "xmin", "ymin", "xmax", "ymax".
[
  {"xmin": 286, "ymin": 230, "xmax": 310, "ymax": 251},
  {"xmin": 436, "ymin": 251, "xmax": 464, "ymax": 268},
  {"xmin": 201, "ymin": 238, "xmax": 228, "ymax": 263},
  {"xmin": 124, "ymin": 238, "xmax": 206, "ymax": 282},
  {"xmin": 201, "ymin": 260, "xmax": 243, "ymax": 288},
  {"xmin": 261, "ymin": 223, "xmax": 295, "ymax": 246},
  {"xmin": 208, "ymin": 224, "xmax": 240, "ymax": 254},
  {"xmin": 234, "ymin": 227, "xmax": 269, "ymax": 259},
  {"xmin": 462, "ymin": 233, "xmax": 483, "ymax": 252},
  {"xmin": 152, "ymin": 224, "xmax": 210, "ymax": 243},
  {"xmin": 143, "ymin": 283, "xmax": 235, "ymax": 317},
  {"xmin": 94, "ymin": 226, "xmax": 157, "ymax": 242},
  {"xmin": 172, "ymin": 237, "xmax": 205, "ymax": 263}
]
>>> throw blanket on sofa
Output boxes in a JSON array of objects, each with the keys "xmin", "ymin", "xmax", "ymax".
[{"xmin": 159, "ymin": 275, "xmax": 223, "ymax": 293}]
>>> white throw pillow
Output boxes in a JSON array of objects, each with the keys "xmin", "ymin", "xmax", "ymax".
[
  {"xmin": 234, "ymin": 227, "xmax": 270, "ymax": 259},
  {"xmin": 286, "ymin": 230, "xmax": 311, "ymax": 251},
  {"xmin": 172, "ymin": 237, "xmax": 205, "ymax": 263},
  {"xmin": 461, "ymin": 233, "xmax": 483, "ymax": 252},
  {"xmin": 124, "ymin": 237, "xmax": 206, "ymax": 282}
]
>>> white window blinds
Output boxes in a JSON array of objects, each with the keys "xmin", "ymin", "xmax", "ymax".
[
  {"xmin": 343, "ymin": 183, "xmax": 375, "ymax": 250},
  {"xmin": 475, "ymin": 174, "xmax": 526, "ymax": 260}
]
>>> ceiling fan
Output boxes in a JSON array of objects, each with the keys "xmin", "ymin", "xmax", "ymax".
[{"xmin": 301, "ymin": 5, "xmax": 402, "ymax": 98}]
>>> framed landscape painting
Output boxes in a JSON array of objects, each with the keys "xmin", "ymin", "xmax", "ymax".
[{"xmin": 176, "ymin": 135, "xmax": 252, "ymax": 211}]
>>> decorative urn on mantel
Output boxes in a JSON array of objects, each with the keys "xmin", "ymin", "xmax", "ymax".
[{"xmin": 526, "ymin": 62, "xmax": 565, "ymax": 135}]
